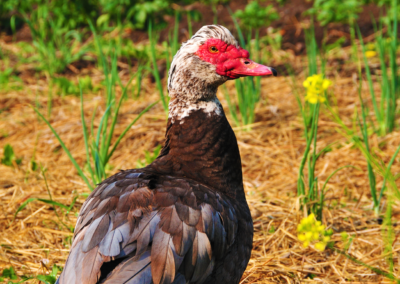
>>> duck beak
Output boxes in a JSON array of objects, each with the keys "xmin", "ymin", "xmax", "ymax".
[{"xmin": 229, "ymin": 58, "xmax": 277, "ymax": 77}]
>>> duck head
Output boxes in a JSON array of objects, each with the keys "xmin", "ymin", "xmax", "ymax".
[{"xmin": 168, "ymin": 25, "xmax": 277, "ymax": 102}]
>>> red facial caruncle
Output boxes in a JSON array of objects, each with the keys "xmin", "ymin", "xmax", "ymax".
[{"xmin": 195, "ymin": 38, "xmax": 277, "ymax": 79}]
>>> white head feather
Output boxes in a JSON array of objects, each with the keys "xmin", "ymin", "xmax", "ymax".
[{"xmin": 167, "ymin": 25, "xmax": 239, "ymax": 122}]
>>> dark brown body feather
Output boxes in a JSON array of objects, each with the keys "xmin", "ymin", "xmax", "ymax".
[{"xmin": 56, "ymin": 108, "xmax": 253, "ymax": 284}]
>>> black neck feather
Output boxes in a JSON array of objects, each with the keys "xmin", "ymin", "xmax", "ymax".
[{"xmin": 147, "ymin": 108, "xmax": 243, "ymax": 198}]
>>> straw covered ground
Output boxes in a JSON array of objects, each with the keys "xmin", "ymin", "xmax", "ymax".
[{"xmin": 0, "ymin": 41, "xmax": 400, "ymax": 283}]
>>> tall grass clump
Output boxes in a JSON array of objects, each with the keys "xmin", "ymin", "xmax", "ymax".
[
  {"xmin": 225, "ymin": 3, "xmax": 277, "ymax": 126},
  {"xmin": 33, "ymin": 23, "xmax": 157, "ymax": 190},
  {"xmin": 358, "ymin": 0, "xmax": 398, "ymax": 136},
  {"xmin": 327, "ymin": 75, "xmax": 400, "ymax": 215},
  {"xmin": 320, "ymin": 7, "xmax": 400, "ymax": 275},
  {"xmin": 328, "ymin": 0, "xmax": 400, "ymax": 216},
  {"xmin": 148, "ymin": 21, "xmax": 168, "ymax": 113},
  {"xmin": 163, "ymin": 11, "xmax": 180, "ymax": 89},
  {"xmin": 24, "ymin": 9, "xmax": 86, "ymax": 76}
]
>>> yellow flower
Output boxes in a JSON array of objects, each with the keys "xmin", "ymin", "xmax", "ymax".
[
  {"xmin": 366, "ymin": 43, "xmax": 375, "ymax": 50},
  {"xmin": 303, "ymin": 74, "xmax": 331, "ymax": 104},
  {"xmin": 365, "ymin": 50, "xmax": 377, "ymax": 58},
  {"xmin": 298, "ymin": 233, "xmax": 306, "ymax": 242},
  {"xmin": 297, "ymin": 213, "xmax": 332, "ymax": 251}
]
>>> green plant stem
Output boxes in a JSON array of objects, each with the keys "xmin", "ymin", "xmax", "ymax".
[
  {"xmin": 357, "ymin": 73, "xmax": 378, "ymax": 213},
  {"xmin": 349, "ymin": 17, "xmax": 358, "ymax": 62},
  {"xmin": 308, "ymin": 103, "xmax": 320, "ymax": 190},
  {"xmin": 357, "ymin": 26, "xmax": 383, "ymax": 135},
  {"xmin": 378, "ymin": 144, "xmax": 400, "ymax": 206},
  {"xmin": 41, "ymin": 166, "xmax": 71, "ymax": 231},
  {"xmin": 298, "ymin": 103, "xmax": 319, "ymax": 196},
  {"xmin": 79, "ymin": 84, "xmax": 95, "ymax": 185},
  {"xmin": 47, "ymin": 78, "xmax": 53, "ymax": 118},
  {"xmin": 187, "ymin": 12, "xmax": 193, "ymax": 37}
]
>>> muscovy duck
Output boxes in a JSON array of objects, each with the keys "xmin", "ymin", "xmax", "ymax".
[{"xmin": 56, "ymin": 25, "xmax": 276, "ymax": 284}]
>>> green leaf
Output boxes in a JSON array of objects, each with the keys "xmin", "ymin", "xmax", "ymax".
[
  {"xmin": 234, "ymin": 2, "xmax": 278, "ymax": 30},
  {"xmin": 14, "ymin": 197, "xmax": 73, "ymax": 221},
  {"xmin": 2, "ymin": 267, "xmax": 18, "ymax": 280},
  {"xmin": 96, "ymin": 14, "xmax": 110, "ymax": 27},
  {"xmin": 1, "ymin": 144, "xmax": 18, "ymax": 166},
  {"xmin": 36, "ymin": 274, "xmax": 56, "ymax": 284},
  {"xmin": 50, "ymin": 264, "xmax": 60, "ymax": 277},
  {"xmin": 37, "ymin": 198, "xmax": 70, "ymax": 210},
  {"xmin": 31, "ymin": 160, "xmax": 38, "ymax": 171},
  {"xmin": 14, "ymin": 198, "xmax": 38, "ymax": 219},
  {"xmin": 307, "ymin": 0, "xmax": 363, "ymax": 26}
]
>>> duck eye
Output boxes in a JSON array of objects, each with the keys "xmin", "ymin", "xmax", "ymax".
[{"xmin": 209, "ymin": 46, "xmax": 219, "ymax": 53}]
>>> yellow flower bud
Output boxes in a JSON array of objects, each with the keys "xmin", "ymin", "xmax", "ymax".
[
  {"xmin": 315, "ymin": 242, "xmax": 326, "ymax": 251},
  {"xmin": 298, "ymin": 234, "xmax": 306, "ymax": 241}
]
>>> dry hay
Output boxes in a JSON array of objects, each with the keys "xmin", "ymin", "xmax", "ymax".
[{"xmin": 0, "ymin": 49, "xmax": 400, "ymax": 283}]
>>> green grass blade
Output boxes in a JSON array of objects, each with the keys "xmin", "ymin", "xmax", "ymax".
[
  {"xmin": 14, "ymin": 198, "xmax": 38, "ymax": 220},
  {"xmin": 356, "ymin": 66, "xmax": 379, "ymax": 211},
  {"xmin": 100, "ymin": 51, "xmax": 119, "ymax": 157},
  {"xmin": 357, "ymin": 112, "xmax": 378, "ymax": 210},
  {"xmin": 172, "ymin": 11, "xmax": 180, "ymax": 56},
  {"xmin": 378, "ymin": 143, "xmax": 400, "ymax": 205},
  {"xmin": 321, "ymin": 166, "xmax": 356, "ymax": 193},
  {"xmin": 79, "ymin": 83, "xmax": 95, "ymax": 185},
  {"xmin": 388, "ymin": 0, "xmax": 397, "ymax": 132},
  {"xmin": 187, "ymin": 12, "xmax": 193, "ymax": 37},
  {"xmin": 95, "ymin": 104, "xmax": 112, "ymax": 152},
  {"xmin": 90, "ymin": 104, "xmax": 97, "ymax": 139},
  {"xmin": 32, "ymin": 107, "xmax": 93, "ymax": 190},
  {"xmin": 149, "ymin": 22, "xmax": 167, "ymax": 112},
  {"xmin": 106, "ymin": 101, "xmax": 158, "ymax": 164},
  {"xmin": 103, "ymin": 75, "xmax": 135, "ymax": 164},
  {"xmin": 331, "ymin": 247, "xmax": 400, "ymax": 283},
  {"xmin": 36, "ymin": 198, "xmax": 69, "ymax": 210},
  {"xmin": 228, "ymin": 7, "xmax": 245, "ymax": 47},
  {"xmin": 357, "ymin": 26, "xmax": 382, "ymax": 132}
]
